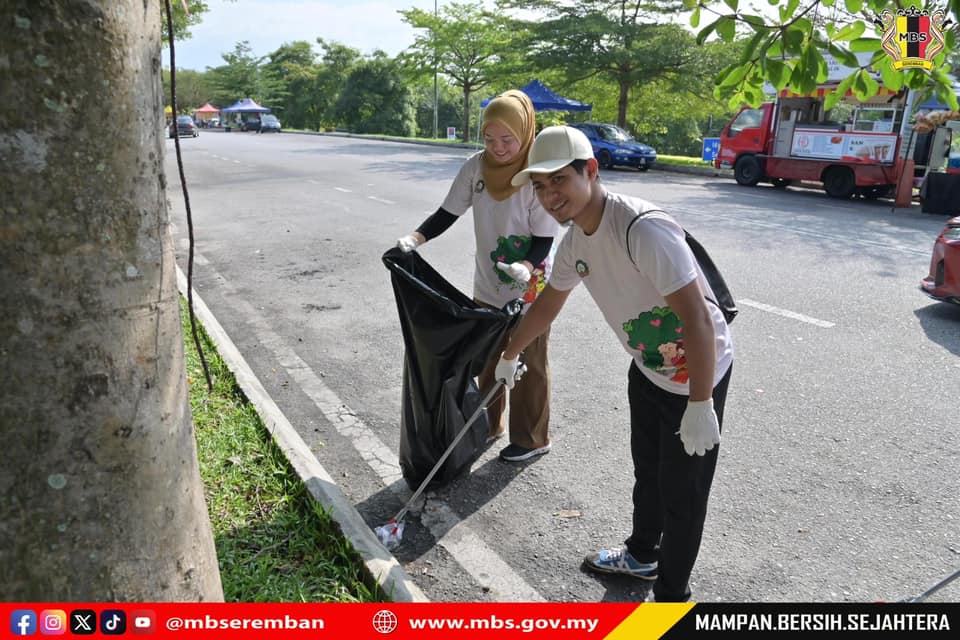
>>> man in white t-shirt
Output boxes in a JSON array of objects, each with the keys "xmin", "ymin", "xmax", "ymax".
[{"xmin": 494, "ymin": 126, "xmax": 734, "ymax": 602}]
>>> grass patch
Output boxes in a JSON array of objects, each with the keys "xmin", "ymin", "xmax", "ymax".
[
  {"xmin": 181, "ymin": 300, "xmax": 384, "ymax": 602},
  {"xmin": 657, "ymin": 154, "xmax": 714, "ymax": 168}
]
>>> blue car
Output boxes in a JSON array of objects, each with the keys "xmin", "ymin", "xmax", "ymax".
[{"xmin": 568, "ymin": 122, "xmax": 657, "ymax": 171}]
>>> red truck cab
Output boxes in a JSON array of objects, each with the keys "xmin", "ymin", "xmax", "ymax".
[{"xmin": 714, "ymin": 103, "xmax": 774, "ymax": 186}]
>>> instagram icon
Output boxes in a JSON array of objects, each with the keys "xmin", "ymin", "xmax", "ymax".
[{"xmin": 40, "ymin": 610, "xmax": 67, "ymax": 635}]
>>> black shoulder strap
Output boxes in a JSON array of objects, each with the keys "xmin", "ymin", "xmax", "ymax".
[{"xmin": 625, "ymin": 210, "xmax": 738, "ymax": 324}]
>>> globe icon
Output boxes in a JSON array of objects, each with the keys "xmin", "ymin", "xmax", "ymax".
[{"xmin": 372, "ymin": 609, "xmax": 398, "ymax": 634}]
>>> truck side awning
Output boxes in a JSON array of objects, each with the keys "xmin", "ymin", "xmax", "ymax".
[{"xmin": 779, "ymin": 87, "xmax": 900, "ymax": 98}]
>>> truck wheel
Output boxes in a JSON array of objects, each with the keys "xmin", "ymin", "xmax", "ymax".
[
  {"xmin": 734, "ymin": 156, "xmax": 762, "ymax": 186},
  {"xmin": 598, "ymin": 150, "xmax": 613, "ymax": 170},
  {"xmin": 770, "ymin": 178, "xmax": 792, "ymax": 189},
  {"xmin": 823, "ymin": 167, "xmax": 856, "ymax": 199}
]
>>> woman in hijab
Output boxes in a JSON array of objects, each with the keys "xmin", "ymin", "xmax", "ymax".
[{"xmin": 396, "ymin": 90, "xmax": 564, "ymax": 462}]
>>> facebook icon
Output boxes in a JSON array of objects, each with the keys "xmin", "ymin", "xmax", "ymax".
[{"xmin": 10, "ymin": 610, "xmax": 37, "ymax": 636}]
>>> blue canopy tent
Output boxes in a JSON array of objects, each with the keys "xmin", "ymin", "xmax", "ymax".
[
  {"xmin": 480, "ymin": 79, "xmax": 592, "ymax": 112},
  {"xmin": 221, "ymin": 98, "xmax": 271, "ymax": 113},
  {"xmin": 475, "ymin": 80, "xmax": 591, "ymax": 144},
  {"xmin": 220, "ymin": 98, "xmax": 271, "ymax": 131}
]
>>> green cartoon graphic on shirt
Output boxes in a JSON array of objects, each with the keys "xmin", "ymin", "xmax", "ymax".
[
  {"xmin": 622, "ymin": 306, "xmax": 688, "ymax": 383},
  {"xmin": 490, "ymin": 235, "xmax": 546, "ymax": 303}
]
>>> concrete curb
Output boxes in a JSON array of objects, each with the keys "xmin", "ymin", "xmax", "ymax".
[{"xmin": 175, "ymin": 266, "xmax": 429, "ymax": 603}]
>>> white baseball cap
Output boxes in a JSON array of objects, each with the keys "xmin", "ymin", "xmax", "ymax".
[{"xmin": 511, "ymin": 125, "xmax": 594, "ymax": 186}]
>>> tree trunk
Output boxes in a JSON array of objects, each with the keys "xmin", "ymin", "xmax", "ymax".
[
  {"xmin": 462, "ymin": 87, "xmax": 472, "ymax": 143},
  {"xmin": 0, "ymin": 0, "xmax": 223, "ymax": 600},
  {"xmin": 617, "ymin": 80, "xmax": 630, "ymax": 130}
]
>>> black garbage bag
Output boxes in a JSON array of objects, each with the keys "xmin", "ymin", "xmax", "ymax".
[{"xmin": 383, "ymin": 247, "xmax": 522, "ymax": 490}]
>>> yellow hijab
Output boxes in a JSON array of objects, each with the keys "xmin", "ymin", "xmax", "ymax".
[{"xmin": 481, "ymin": 89, "xmax": 536, "ymax": 201}]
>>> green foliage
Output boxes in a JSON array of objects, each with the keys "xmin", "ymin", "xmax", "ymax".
[
  {"xmin": 162, "ymin": 68, "xmax": 217, "ymax": 114},
  {"xmin": 205, "ymin": 42, "xmax": 287, "ymax": 111},
  {"xmin": 694, "ymin": 0, "xmax": 960, "ymax": 110},
  {"xmin": 160, "ymin": 0, "xmax": 210, "ymax": 47},
  {"xmin": 408, "ymin": 76, "xmax": 463, "ymax": 139},
  {"xmin": 262, "ymin": 41, "xmax": 319, "ymax": 130},
  {"xmin": 496, "ymin": 1, "xmax": 695, "ymax": 129},
  {"xmin": 333, "ymin": 55, "xmax": 417, "ymax": 136}
]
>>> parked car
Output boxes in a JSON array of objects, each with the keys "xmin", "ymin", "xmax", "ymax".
[
  {"xmin": 259, "ymin": 114, "xmax": 281, "ymax": 133},
  {"xmin": 920, "ymin": 216, "xmax": 960, "ymax": 305},
  {"xmin": 567, "ymin": 122, "xmax": 656, "ymax": 171},
  {"xmin": 168, "ymin": 115, "xmax": 199, "ymax": 138},
  {"xmin": 239, "ymin": 116, "xmax": 262, "ymax": 132}
]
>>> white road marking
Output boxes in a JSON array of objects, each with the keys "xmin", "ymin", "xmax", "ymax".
[
  {"xmin": 738, "ymin": 298, "xmax": 835, "ymax": 327},
  {"xmin": 334, "ymin": 187, "xmax": 351, "ymax": 192},
  {"xmin": 191, "ymin": 260, "xmax": 542, "ymax": 601},
  {"xmin": 368, "ymin": 196, "xmax": 396, "ymax": 205}
]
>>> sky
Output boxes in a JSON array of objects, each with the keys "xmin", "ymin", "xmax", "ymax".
[{"xmin": 169, "ymin": 0, "xmax": 453, "ymax": 71}]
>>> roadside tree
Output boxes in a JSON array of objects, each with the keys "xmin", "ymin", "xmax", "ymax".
[
  {"xmin": 499, "ymin": 0, "xmax": 694, "ymax": 129},
  {"xmin": 333, "ymin": 52, "xmax": 418, "ymax": 136},
  {"xmin": 1, "ymin": 0, "xmax": 223, "ymax": 600},
  {"xmin": 399, "ymin": 1, "xmax": 514, "ymax": 142}
]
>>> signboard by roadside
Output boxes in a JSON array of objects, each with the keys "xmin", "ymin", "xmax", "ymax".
[
  {"xmin": 702, "ymin": 137, "xmax": 720, "ymax": 162},
  {"xmin": 446, "ymin": 127, "xmax": 457, "ymax": 140}
]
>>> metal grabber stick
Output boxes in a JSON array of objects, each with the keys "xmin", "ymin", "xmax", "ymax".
[{"xmin": 375, "ymin": 362, "xmax": 525, "ymax": 549}]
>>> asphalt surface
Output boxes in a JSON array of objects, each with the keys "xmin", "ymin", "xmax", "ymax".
[{"xmin": 165, "ymin": 129, "xmax": 960, "ymax": 603}]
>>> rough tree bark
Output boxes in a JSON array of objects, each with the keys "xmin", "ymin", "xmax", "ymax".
[{"xmin": 0, "ymin": 0, "xmax": 223, "ymax": 600}]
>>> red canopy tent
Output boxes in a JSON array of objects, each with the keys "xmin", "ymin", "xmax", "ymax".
[{"xmin": 193, "ymin": 102, "xmax": 219, "ymax": 123}]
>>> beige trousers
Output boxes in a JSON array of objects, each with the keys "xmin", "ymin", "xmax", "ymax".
[{"xmin": 477, "ymin": 322, "xmax": 551, "ymax": 450}]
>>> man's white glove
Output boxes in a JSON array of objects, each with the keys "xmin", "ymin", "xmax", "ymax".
[
  {"xmin": 678, "ymin": 398, "xmax": 720, "ymax": 456},
  {"xmin": 496, "ymin": 261, "xmax": 532, "ymax": 283},
  {"xmin": 494, "ymin": 354, "xmax": 525, "ymax": 389},
  {"xmin": 396, "ymin": 234, "xmax": 421, "ymax": 253}
]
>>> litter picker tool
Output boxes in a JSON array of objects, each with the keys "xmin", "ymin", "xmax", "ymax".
[
  {"xmin": 375, "ymin": 363, "xmax": 524, "ymax": 549},
  {"xmin": 898, "ymin": 566, "xmax": 960, "ymax": 603}
]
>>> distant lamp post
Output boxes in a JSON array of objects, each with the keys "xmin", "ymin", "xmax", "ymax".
[{"xmin": 433, "ymin": 0, "xmax": 439, "ymax": 140}]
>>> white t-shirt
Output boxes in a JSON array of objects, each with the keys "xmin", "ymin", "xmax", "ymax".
[
  {"xmin": 549, "ymin": 192, "xmax": 734, "ymax": 395},
  {"xmin": 441, "ymin": 151, "xmax": 565, "ymax": 309}
]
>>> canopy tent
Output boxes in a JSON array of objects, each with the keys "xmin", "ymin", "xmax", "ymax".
[
  {"xmin": 194, "ymin": 102, "xmax": 219, "ymax": 114},
  {"xmin": 221, "ymin": 98, "xmax": 270, "ymax": 113},
  {"xmin": 480, "ymin": 79, "xmax": 592, "ymax": 112}
]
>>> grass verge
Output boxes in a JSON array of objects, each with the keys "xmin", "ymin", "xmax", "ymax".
[{"xmin": 181, "ymin": 300, "xmax": 384, "ymax": 602}]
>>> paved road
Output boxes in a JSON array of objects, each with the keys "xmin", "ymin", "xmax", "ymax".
[{"xmin": 165, "ymin": 130, "xmax": 960, "ymax": 603}]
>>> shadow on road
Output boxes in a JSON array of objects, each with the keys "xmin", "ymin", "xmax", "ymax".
[{"xmin": 914, "ymin": 301, "xmax": 960, "ymax": 357}]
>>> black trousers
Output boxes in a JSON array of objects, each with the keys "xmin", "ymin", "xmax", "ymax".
[{"xmin": 625, "ymin": 360, "xmax": 733, "ymax": 602}]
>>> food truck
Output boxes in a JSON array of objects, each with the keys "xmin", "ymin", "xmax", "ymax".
[{"xmin": 710, "ymin": 55, "xmax": 960, "ymax": 203}]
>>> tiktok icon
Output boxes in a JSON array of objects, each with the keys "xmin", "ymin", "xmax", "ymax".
[{"xmin": 99, "ymin": 610, "xmax": 126, "ymax": 635}]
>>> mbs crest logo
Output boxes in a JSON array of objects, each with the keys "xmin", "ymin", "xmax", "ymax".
[{"xmin": 876, "ymin": 6, "xmax": 950, "ymax": 71}]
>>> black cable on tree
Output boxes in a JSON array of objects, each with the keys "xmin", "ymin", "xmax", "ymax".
[{"xmin": 164, "ymin": 0, "xmax": 213, "ymax": 392}]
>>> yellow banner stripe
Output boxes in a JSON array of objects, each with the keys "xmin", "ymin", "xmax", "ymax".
[
  {"xmin": 604, "ymin": 603, "xmax": 695, "ymax": 640},
  {"xmin": 896, "ymin": 16, "xmax": 910, "ymax": 59}
]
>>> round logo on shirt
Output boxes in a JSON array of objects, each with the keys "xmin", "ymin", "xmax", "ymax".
[
  {"xmin": 474, "ymin": 179, "xmax": 485, "ymax": 193},
  {"xmin": 575, "ymin": 259, "xmax": 590, "ymax": 278}
]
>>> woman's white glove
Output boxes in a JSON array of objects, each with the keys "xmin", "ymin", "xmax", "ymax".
[
  {"xmin": 496, "ymin": 261, "xmax": 532, "ymax": 283},
  {"xmin": 494, "ymin": 354, "xmax": 525, "ymax": 389},
  {"xmin": 678, "ymin": 398, "xmax": 720, "ymax": 456},
  {"xmin": 396, "ymin": 234, "xmax": 421, "ymax": 253}
]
